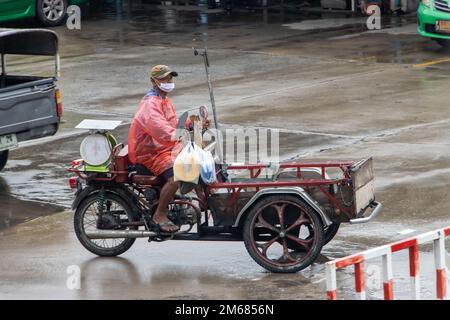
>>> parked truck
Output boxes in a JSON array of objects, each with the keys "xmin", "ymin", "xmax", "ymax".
[{"xmin": 0, "ymin": 28, "xmax": 62, "ymax": 171}]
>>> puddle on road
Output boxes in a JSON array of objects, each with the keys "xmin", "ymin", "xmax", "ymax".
[
  {"xmin": 0, "ymin": 137, "xmax": 91, "ymax": 231},
  {"xmin": 283, "ymin": 17, "xmax": 368, "ymax": 30},
  {"xmin": 1, "ymin": 168, "xmax": 72, "ymax": 206},
  {"xmin": 0, "ymin": 177, "xmax": 63, "ymax": 231},
  {"xmin": 376, "ymin": 167, "xmax": 450, "ymax": 189}
]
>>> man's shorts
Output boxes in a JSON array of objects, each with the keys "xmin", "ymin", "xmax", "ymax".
[{"xmin": 158, "ymin": 167, "xmax": 174, "ymax": 184}]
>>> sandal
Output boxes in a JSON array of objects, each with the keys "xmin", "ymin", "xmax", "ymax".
[
  {"xmin": 146, "ymin": 217, "xmax": 180, "ymax": 234},
  {"xmin": 157, "ymin": 221, "xmax": 180, "ymax": 233}
]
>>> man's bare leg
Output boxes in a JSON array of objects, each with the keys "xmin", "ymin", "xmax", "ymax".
[{"xmin": 152, "ymin": 177, "xmax": 180, "ymax": 232}]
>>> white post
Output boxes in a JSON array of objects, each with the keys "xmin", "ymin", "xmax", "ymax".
[
  {"xmin": 326, "ymin": 263, "xmax": 337, "ymax": 300},
  {"xmin": 433, "ymin": 230, "xmax": 447, "ymax": 300},
  {"xmin": 382, "ymin": 253, "xmax": 394, "ymax": 299},
  {"xmin": 411, "ymin": 274, "xmax": 421, "ymax": 300},
  {"xmin": 409, "ymin": 245, "xmax": 421, "ymax": 300}
]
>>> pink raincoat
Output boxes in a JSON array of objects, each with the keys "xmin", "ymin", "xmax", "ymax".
[{"xmin": 128, "ymin": 89, "xmax": 184, "ymax": 176}]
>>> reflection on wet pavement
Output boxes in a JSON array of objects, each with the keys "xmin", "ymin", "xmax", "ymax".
[
  {"xmin": 0, "ymin": 211, "xmax": 447, "ymax": 300},
  {"xmin": 0, "ymin": 211, "xmax": 334, "ymax": 299}
]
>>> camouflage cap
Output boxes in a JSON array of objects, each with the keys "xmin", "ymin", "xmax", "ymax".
[{"xmin": 151, "ymin": 65, "xmax": 178, "ymax": 79}]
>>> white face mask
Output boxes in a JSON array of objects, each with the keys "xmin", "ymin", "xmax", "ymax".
[{"xmin": 158, "ymin": 81, "xmax": 175, "ymax": 93}]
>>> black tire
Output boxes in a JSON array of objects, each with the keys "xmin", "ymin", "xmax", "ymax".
[
  {"xmin": 74, "ymin": 193, "xmax": 138, "ymax": 257},
  {"xmin": 435, "ymin": 39, "xmax": 450, "ymax": 48},
  {"xmin": 36, "ymin": 0, "xmax": 69, "ymax": 27},
  {"xmin": 324, "ymin": 222, "xmax": 340, "ymax": 245},
  {"xmin": 0, "ymin": 150, "xmax": 8, "ymax": 171},
  {"xmin": 243, "ymin": 195, "xmax": 324, "ymax": 273}
]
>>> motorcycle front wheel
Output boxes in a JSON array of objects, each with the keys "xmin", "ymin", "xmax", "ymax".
[{"xmin": 74, "ymin": 193, "xmax": 138, "ymax": 257}]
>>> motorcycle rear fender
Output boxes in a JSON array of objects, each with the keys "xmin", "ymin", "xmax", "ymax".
[
  {"xmin": 72, "ymin": 185, "xmax": 96, "ymax": 210},
  {"xmin": 71, "ymin": 184, "xmax": 136, "ymax": 211}
]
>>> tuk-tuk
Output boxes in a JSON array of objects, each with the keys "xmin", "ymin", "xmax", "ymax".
[{"xmin": 0, "ymin": 28, "xmax": 62, "ymax": 171}]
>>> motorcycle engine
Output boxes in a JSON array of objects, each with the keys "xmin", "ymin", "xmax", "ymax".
[
  {"xmin": 167, "ymin": 203, "xmax": 197, "ymax": 227},
  {"xmin": 97, "ymin": 213, "xmax": 122, "ymax": 230},
  {"xmin": 144, "ymin": 188, "xmax": 158, "ymax": 203}
]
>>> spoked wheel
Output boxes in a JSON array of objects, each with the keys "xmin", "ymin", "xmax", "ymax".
[
  {"xmin": 286, "ymin": 222, "xmax": 340, "ymax": 251},
  {"xmin": 74, "ymin": 193, "xmax": 138, "ymax": 257},
  {"xmin": 243, "ymin": 195, "xmax": 324, "ymax": 273}
]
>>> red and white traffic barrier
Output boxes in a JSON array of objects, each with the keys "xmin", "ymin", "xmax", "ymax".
[{"xmin": 326, "ymin": 226, "xmax": 450, "ymax": 300}]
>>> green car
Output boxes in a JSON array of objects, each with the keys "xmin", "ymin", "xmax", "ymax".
[
  {"xmin": 0, "ymin": 0, "xmax": 87, "ymax": 27},
  {"xmin": 418, "ymin": 0, "xmax": 450, "ymax": 46}
]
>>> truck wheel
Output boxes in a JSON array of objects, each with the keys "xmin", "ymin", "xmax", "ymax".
[
  {"xmin": 243, "ymin": 195, "xmax": 324, "ymax": 273},
  {"xmin": 36, "ymin": 0, "xmax": 68, "ymax": 27},
  {"xmin": 74, "ymin": 193, "xmax": 138, "ymax": 257},
  {"xmin": 0, "ymin": 150, "xmax": 8, "ymax": 171}
]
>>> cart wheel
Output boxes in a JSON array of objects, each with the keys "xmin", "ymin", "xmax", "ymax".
[
  {"xmin": 74, "ymin": 193, "xmax": 138, "ymax": 257},
  {"xmin": 286, "ymin": 221, "xmax": 340, "ymax": 250},
  {"xmin": 0, "ymin": 150, "xmax": 8, "ymax": 171},
  {"xmin": 243, "ymin": 195, "xmax": 324, "ymax": 273}
]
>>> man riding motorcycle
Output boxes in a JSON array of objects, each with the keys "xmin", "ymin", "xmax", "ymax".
[{"xmin": 128, "ymin": 65, "xmax": 209, "ymax": 233}]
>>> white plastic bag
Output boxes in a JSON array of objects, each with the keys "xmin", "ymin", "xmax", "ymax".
[
  {"xmin": 194, "ymin": 144, "xmax": 217, "ymax": 185},
  {"xmin": 173, "ymin": 143, "xmax": 200, "ymax": 183}
]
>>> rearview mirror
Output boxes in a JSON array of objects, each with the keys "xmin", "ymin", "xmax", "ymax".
[
  {"xmin": 177, "ymin": 111, "xmax": 189, "ymax": 130},
  {"xmin": 199, "ymin": 106, "xmax": 208, "ymax": 120},
  {"xmin": 174, "ymin": 111, "xmax": 190, "ymax": 140}
]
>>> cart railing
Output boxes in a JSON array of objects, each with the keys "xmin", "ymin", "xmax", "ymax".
[
  {"xmin": 326, "ymin": 226, "xmax": 450, "ymax": 300},
  {"xmin": 225, "ymin": 161, "xmax": 354, "ymax": 180}
]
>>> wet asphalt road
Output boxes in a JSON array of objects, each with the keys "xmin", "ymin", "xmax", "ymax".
[{"xmin": 1, "ymin": 1, "xmax": 450, "ymax": 299}]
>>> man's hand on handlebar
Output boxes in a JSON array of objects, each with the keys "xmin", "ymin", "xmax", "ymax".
[
  {"xmin": 202, "ymin": 118, "xmax": 211, "ymax": 130},
  {"xmin": 188, "ymin": 115, "xmax": 211, "ymax": 130}
]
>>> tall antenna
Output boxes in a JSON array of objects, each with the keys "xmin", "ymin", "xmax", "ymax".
[{"xmin": 193, "ymin": 47, "xmax": 223, "ymax": 164}]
